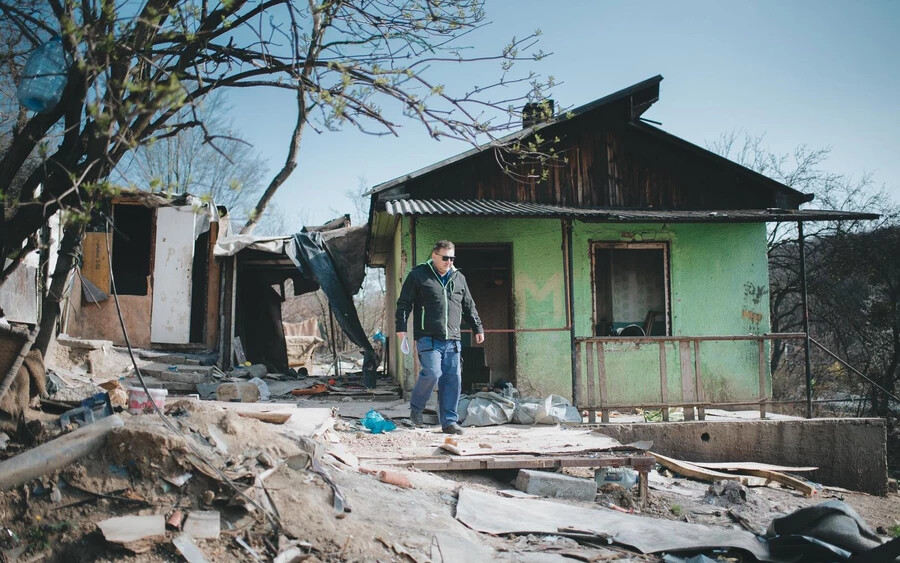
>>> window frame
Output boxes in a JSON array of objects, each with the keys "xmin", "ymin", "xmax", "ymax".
[{"xmin": 589, "ymin": 240, "xmax": 671, "ymax": 337}]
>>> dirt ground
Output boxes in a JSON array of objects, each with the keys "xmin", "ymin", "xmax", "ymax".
[{"xmin": 1, "ymin": 388, "xmax": 898, "ymax": 562}]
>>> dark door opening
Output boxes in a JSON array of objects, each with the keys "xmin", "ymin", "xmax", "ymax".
[
  {"xmin": 111, "ymin": 204, "xmax": 153, "ymax": 295},
  {"xmin": 454, "ymin": 244, "xmax": 514, "ymax": 391}
]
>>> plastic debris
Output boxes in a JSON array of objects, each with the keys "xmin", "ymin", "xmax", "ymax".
[{"xmin": 361, "ymin": 410, "xmax": 396, "ymax": 434}]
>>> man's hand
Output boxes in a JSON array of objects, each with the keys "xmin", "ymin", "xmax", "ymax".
[
  {"xmin": 474, "ymin": 332, "xmax": 484, "ymax": 344},
  {"xmin": 396, "ymin": 331, "xmax": 406, "ymax": 341}
]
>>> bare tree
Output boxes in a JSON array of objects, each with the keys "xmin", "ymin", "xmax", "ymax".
[
  {"xmin": 709, "ymin": 132, "xmax": 898, "ymax": 370},
  {"xmin": 111, "ymin": 92, "xmax": 268, "ymax": 221},
  {"xmin": 0, "ymin": 0, "xmax": 553, "ymax": 352}
]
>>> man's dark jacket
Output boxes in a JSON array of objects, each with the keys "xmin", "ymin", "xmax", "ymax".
[{"xmin": 395, "ymin": 260, "xmax": 483, "ymax": 341}]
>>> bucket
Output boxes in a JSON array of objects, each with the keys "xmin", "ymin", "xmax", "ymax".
[{"xmin": 127, "ymin": 386, "xmax": 167, "ymax": 414}]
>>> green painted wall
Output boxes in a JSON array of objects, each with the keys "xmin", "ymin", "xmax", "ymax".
[
  {"xmin": 572, "ymin": 222, "xmax": 771, "ymax": 405},
  {"xmin": 386, "ymin": 214, "xmax": 771, "ymax": 403}
]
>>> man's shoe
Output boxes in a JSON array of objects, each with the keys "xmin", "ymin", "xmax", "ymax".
[
  {"xmin": 410, "ymin": 410, "xmax": 424, "ymax": 427},
  {"xmin": 442, "ymin": 423, "xmax": 464, "ymax": 435}
]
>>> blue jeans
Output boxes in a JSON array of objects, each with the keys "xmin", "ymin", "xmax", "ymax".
[{"xmin": 410, "ymin": 336, "xmax": 461, "ymax": 427}]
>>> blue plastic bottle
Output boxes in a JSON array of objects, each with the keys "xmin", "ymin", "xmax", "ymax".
[{"xmin": 17, "ymin": 36, "xmax": 70, "ymax": 113}]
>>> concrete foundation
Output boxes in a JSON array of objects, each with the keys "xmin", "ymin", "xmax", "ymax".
[{"xmin": 596, "ymin": 418, "xmax": 888, "ymax": 495}]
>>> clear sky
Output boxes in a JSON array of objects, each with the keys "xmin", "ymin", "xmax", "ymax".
[{"xmin": 224, "ymin": 0, "xmax": 900, "ymax": 229}]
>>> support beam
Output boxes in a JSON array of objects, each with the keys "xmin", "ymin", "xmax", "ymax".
[
  {"xmin": 798, "ymin": 222, "xmax": 813, "ymax": 418},
  {"xmin": 564, "ymin": 219, "xmax": 578, "ymax": 407}
]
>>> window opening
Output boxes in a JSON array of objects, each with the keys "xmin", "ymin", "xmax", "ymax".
[{"xmin": 593, "ymin": 242, "xmax": 669, "ymax": 336}]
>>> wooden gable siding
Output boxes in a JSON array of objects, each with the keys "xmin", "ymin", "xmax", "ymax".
[{"xmin": 402, "ymin": 102, "xmax": 798, "ymax": 211}]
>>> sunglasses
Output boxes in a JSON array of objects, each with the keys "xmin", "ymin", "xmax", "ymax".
[{"xmin": 436, "ymin": 255, "xmax": 455, "ymax": 262}]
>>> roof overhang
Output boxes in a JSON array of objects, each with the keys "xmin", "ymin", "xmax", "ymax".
[{"xmin": 383, "ymin": 199, "xmax": 880, "ymax": 223}]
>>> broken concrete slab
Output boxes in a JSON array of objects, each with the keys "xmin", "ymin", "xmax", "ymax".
[
  {"xmin": 515, "ymin": 469, "xmax": 597, "ymax": 501},
  {"xmin": 173, "ymin": 533, "xmax": 209, "ymax": 563},
  {"xmin": 216, "ymin": 382, "xmax": 259, "ymax": 402},
  {"xmin": 456, "ymin": 488, "xmax": 772, "ymax": 560},
  {"xmin": 56, "ymin": 334, "xmax": 113, "ymax": 350},
  {"xmin": 97, "ymin": 514, "xmax": 165, "ymax": 553},
  {"xmin": 123, "ymin": 375, "xmax": 196, "ymax": 393},
  {"xmin": 141, "ymin": 363, "xmax": 214, "ymax": 384},
  {"xmin": 183, "ymin": 511, "xmax": 220, "ymax": 540}
]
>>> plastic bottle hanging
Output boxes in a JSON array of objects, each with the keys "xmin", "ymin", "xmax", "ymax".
[{"xmin": 17, "ymin": 36, "xmax": 70, "ymax": 113}]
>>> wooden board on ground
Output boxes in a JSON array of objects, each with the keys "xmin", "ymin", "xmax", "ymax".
[
  {"xmin": 649, "ymin": 452, "xmax": 768, "ymax": 487},
  {"xmin": 384, "ymin": 454, "xmax": 656, "ymax": 472},
  {"xmin": 455, "ymin": 488, "xmax": 772, "ymax": 560},
  {"xmin": 439, "ymin": 428, "xmax": 623, "ymax": 457},
  {"xmin": 691, "ymin": 461, "xmax": 817, "ymax": 472},
  {"xmin": 237, "ymin": 411, "xmax": 292, "ymax": 424}
]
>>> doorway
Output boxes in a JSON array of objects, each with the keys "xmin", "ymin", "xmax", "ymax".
[{"xmin": 454, "ymin": 244, "xmax": 514, "ymax": 390}]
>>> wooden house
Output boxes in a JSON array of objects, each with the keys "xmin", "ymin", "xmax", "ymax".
[{"xmin": 366, "ymin": 76, "xmax": 876, "ymax": 420}]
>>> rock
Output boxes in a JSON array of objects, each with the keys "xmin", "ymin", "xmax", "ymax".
[
  {"xmin": 216, "ymin": 382, "xmax": 259, "ymax": 403},
  {"xmin": 515, "ymin": 469, "xmax": 597, "ymax": 501},
  {"xmin": 257, "ymin": 452, "xmax": 276, "ymax": 468},
  {"xmin": 707, "ymin": 480, "xmax": 748, "ymax": 504},
  {"xmin": 97, "ymin": 515, "xmax": 166, "ymax": 553},
  {"xmin": 201, "ymin": 490, "xmax": 215, "ymax": 505},
  {"xmin": 218, "ymin": 412, "xmax": 241, "ymax": 435}
]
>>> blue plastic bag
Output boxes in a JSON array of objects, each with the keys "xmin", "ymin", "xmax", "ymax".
[{"xmin": 361, "ymin": 409, "xmax": 396, "ymax": 434}]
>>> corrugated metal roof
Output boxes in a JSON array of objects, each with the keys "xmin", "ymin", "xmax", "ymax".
[{"xmin": 385, "ymin": 199, "xmax": 879, "ymax": 223}]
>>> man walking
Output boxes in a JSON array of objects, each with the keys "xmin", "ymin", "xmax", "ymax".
[{"xmin": 396, "ymin": 240, "xmax": 484, "ymax": 435}]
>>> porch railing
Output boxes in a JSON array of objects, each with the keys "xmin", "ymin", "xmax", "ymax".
[{"xmin": 574, "ymin": 333, "xmax": 806, "ymax": 423}]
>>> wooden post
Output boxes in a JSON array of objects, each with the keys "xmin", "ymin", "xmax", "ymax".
[
  {"xmin": 679, "ymin": 341, "xmax": 695, "ymax": 421},
  {"xmin": 585, "ymin": 341, "xmax": 595, "ymax": 423},
  {"xmin": 798, "ymin": 221, "xmax": 813, "ymax": 418},
  {"xmin": 597, "ymin": 342, "xmax": 609, "ymax": 423},
  {"xmin": 658, "ymin": 341, "xmax": 669, "ymax": 422},
  {"xmin": 694, "ymin": 340, "xmax": 705, "ymax": 420},
  {"xmin": 758, "ymin": 339, "xmax": 767, "ymax": 419}
]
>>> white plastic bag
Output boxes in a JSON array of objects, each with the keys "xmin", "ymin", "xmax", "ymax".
[
  {"xmin": 460, "ymin": 392, "xmax": 516, "ymax": 426},
  {"xmin": 248, "ymin": 377, "xmax": 271, "ymax": 401},
  {"xmin": 534, "ymin": 394, "xmax": 582, "ymax": 424}
]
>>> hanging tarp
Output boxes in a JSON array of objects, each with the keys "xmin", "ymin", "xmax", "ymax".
[{"xmin": 288, "ymin": 230, "xmax": 378, "ymax": 387}]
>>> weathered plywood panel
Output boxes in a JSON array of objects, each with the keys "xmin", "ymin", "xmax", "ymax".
[
  {"xmin": 0, "ymin": 263, "xmax": 38, "ymax": 323},
  {"xmin": 82, "ymin": 233, "xmax": 111, "ymax": 294},
  {"xmin": 151, "ymin": 207, "xmax": 196, "ymax": 344}
]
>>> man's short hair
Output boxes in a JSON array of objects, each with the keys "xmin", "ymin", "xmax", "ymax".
[{"xmin": 432, "ymin": 240, "xmax": 454, "ymax": 253}]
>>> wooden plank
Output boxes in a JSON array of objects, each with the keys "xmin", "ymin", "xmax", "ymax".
[
  {"xmin": 585, "ymin": 341, "xmax": 595, "ymax": 408},
  {"xmin": 233, "ymin": 336, "xmax": 247, "ymax": 365},
  {"xmin": 694, "ymin": 340, "xmax": 705, "ymax": 420},
  {"xmin": 691, "ymin": 461, "xmax": 817, "ymax": 472},
  {"xmin": 574, "ymin": 341, "xmax": 583, "ymax": 407},
  {"xmin": 758, "ymin": 340, "xmax": 767, "ymax": 419},
  {"xmin": 679, "ymin": 341, "xmax": 695, "ymax": 421},
  {"xmin": 596, "ymin": 342, "xmax": 608, "ymax": 407},
  {"xmin": 658, "ymin": 341, "xmax": 669, "ymax": 422},
  {"xmin": 236, "ymin": 412, "xmax": 291, "ymax": 424},
  {"xmin": 649, "ymin": 452, "xmax": 768, "ymax": 487},
  {"xmin": 391, "ymin": 454, "xmax": 656, "ymax": 472},
  {"xmin": 438, "ymin": 429, "xmax": 624, "ymax": 457},
  {"xmin": 82, "ymin": 232, "xmax": 111, "ymax": 294},
  {"xmin": 150, "ymin": 206, "xmax": 196, "ymax": 344}
]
